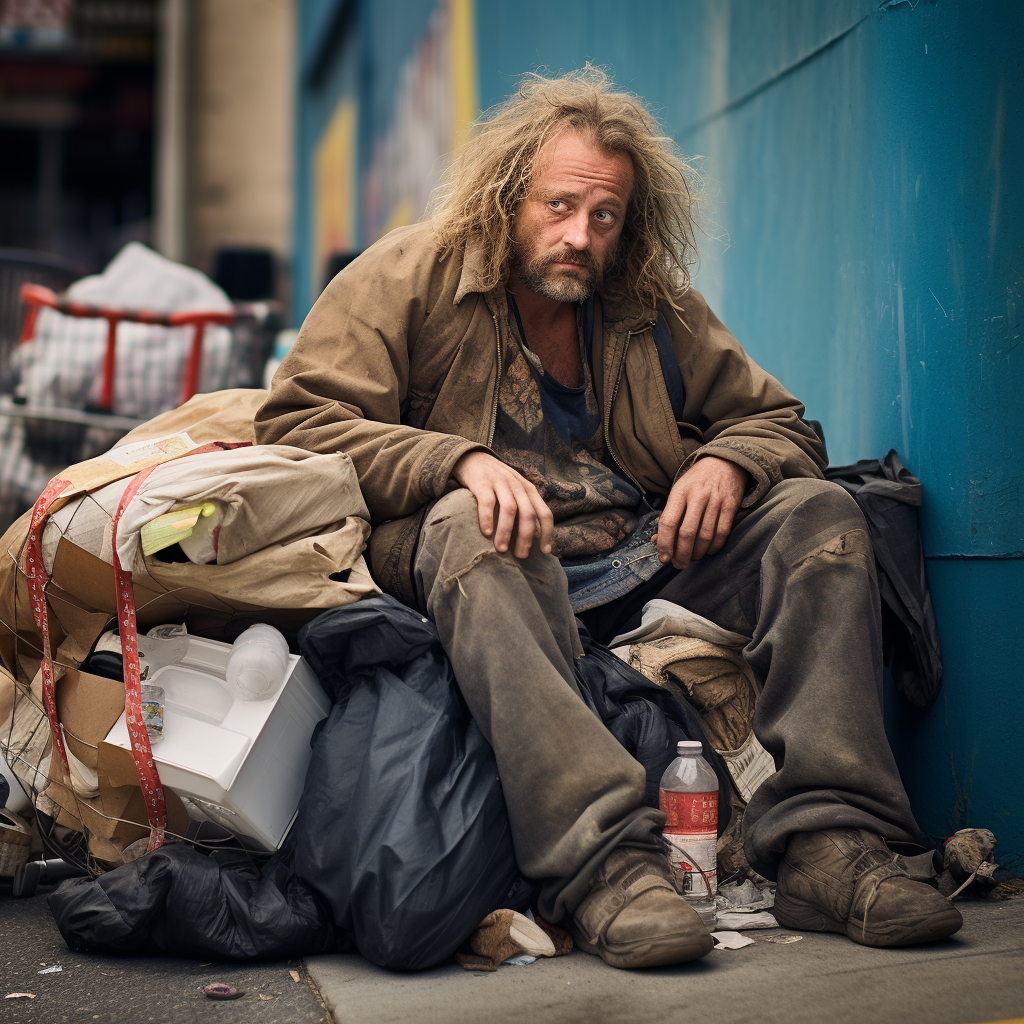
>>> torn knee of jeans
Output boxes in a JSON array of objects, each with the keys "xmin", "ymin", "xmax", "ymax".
[
  {"xmin": 433, "ymin": 547, "xmax": 498, "ymax": 595},
  {"xmin": 789, "ymin": 528, "xmax": 874, "ymax": 574}
]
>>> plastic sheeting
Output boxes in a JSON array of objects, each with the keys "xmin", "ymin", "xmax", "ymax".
[
  {"xmin": 48, "ymin": 846, "xmax": 341, "ymax": 960},
  {"xmin": 287, "ymin": 595, "xmax": 520, "ymax": 970}
]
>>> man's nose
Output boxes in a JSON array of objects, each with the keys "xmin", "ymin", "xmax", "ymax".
[{"xmin": 561, "ymin": 211, "xmax": 591, "ymax": 250}]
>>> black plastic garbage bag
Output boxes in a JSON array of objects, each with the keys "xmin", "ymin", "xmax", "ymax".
[
  {"xmin": 288, "ymin": 594, "xmax": 519, "ymax": 971},
  {"xmin": 576, "ymin": 632, "xmax": 731, "ymax": 831},
  {"xmin": 824, "ymin": 450, "xmax": 943, "ymax": 707},
  {"xmin": 50, "ymin": 845, "xmax": 342, "ymax": 960}
]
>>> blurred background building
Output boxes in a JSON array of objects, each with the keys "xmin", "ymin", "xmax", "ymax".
[
  {"xmin": 0, "ymin": 0, "xmax": 157, "ymax": 270},
  {"xmin": 1, "ymin": 0, "xmax": 1021, "ymax": 872},
  {"xmin": 0, "ymin": 0, "xmax": 293, "ymax": 297}
]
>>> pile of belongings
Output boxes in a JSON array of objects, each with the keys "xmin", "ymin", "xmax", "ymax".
[
  {"xmin": 0, "ymin": 390, "xmax": 373, "ymax": 867},
  {"xmin": 0, "ymin": 385, "xmax": 949, "ymax": 969},
  {"xmin": 0, "ymin": 390, "xmax": 730, "ymax": 969}
]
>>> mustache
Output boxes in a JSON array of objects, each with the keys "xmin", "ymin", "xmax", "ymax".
[{"xmin": 544, "ymin": 248, "xmax": 599, "ymax": 271}]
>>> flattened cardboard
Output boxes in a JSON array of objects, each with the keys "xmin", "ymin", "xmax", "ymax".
[
  {"xmin": 47, "ymin": 772, "xmax": 188, "ymax": 842},
  {"xmin": 97, "ymin": 737, "xmax": 148, "ymax": 790},
  {"xmin": 55, "ymin": 670, "xmax": 125, "ymax": 770},
  {"xmin": 88, "ymin": 832, "xmax": 130, "ymax": 863},
  {"xmin": 50, "ymin": 539, "xmax": 178, "ymax": 618}
]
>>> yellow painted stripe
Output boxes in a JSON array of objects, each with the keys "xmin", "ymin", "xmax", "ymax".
[
  {"xmin": 450, "ymin": 0, "xmax": 478, "ymax": 148},
  {"xmin": 313, "ymin": 96, "xmax": 357, "ymax": 293}
]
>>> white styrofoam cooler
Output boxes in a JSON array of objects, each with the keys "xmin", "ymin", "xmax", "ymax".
[{"xmin": 102, "ymin": 624, "xmax": 330, "ymax": 850}]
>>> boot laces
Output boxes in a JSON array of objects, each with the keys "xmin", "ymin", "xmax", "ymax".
[{"xmin": 848, "ymin": 846, "xmax": 902, "ymax": 941}]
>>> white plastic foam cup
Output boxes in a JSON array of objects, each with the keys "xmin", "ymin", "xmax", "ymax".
[{"xmin": 224, "ymin": 624, "xmax": 290, "ymax": 702}]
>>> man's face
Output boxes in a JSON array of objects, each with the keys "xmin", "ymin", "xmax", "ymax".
[{"xmin": 511, "ymin": 131, "xmax": 634, "ymax": 303}]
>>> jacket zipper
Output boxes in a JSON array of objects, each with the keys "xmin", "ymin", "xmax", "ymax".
[
  {"xmin": 486, "ymin": 312, "xmax": 503, "ymax": 446},
  {"xmin": 604, "ymin": 327, "xmax": 647, "ymax": 496}
]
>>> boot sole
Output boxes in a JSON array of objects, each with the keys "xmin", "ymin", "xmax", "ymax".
[
  {"xmin": 774, "ymin": 889, "xmax": 964, "ymax": 947},
  {"xmin": 573, "ymin": 927, "xmax": 714, "ymax": 969}
]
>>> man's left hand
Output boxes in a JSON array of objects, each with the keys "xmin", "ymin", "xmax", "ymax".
[{"xmin": 654, "ymin": 456, "xmax": 748, "ymax": 570}]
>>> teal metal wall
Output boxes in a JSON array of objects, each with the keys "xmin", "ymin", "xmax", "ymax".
[{"xmin": 298, "ymin": 0, "xmax": 1023, "ymax": 870}]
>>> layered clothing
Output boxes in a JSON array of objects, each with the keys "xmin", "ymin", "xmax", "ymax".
[{"xmin": 255, "ymin": 221, "xmax": 826, "ymax": 600}]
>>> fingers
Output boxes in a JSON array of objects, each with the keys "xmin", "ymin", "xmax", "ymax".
[
  {"xmin": 513, "ymin": 485, "xmax": 554, "ymax": 559},
  {"xmin": 475, "ymin": 483, "xmax": 497, "ymax": 539},
  {"xmin": 691, "ymin": 500, "xmax": 721, "ymax": 562},
  {"xmin": 671, "ymin": 497, "xmax": 707, "ymax": 569},
  {"xmin": 707, "ymin": 497, "xmax": 738, "ymax": 555},
  {"xmin": 450, "ymin": 451, "xmax": 552, "ymax": 558},
  {"xmin": 528, "ymin": 483, "xmax": 552, "ymax": 557},
  {"xmin": 491, "ymin": 478, "xmax": 520, "ymax": 554},
  {"xmin": 659, "ymin": 456, "xmax": 748, "ymax": 569},
  {"xmin": 656, "ymin": 490, "xmax": 686, "ymax": 565}
]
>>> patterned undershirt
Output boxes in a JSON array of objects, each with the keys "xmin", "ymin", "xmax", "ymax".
[{"xmin": 490, "ymin": 294, "xmax": 643, "ymax": 560}]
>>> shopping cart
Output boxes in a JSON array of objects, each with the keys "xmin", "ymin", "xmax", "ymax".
[{"xmin": 16, "ymin": 281, "xmax": 236, "ymax": 412}]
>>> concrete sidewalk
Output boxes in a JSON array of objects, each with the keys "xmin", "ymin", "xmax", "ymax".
[
  {"xmin": 0, "ymin": 884, "xmax": 331, "ymax": 1024},
  {"xmin": 305, "ymin": 898, "xmax": 1024, "ymax": 1024}
]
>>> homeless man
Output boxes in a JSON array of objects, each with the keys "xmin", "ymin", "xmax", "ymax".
[{"xmin": 256, "ymin": 70, "xmax": 961, "ymax": 969}]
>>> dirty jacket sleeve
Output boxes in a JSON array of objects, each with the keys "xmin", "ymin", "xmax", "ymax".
[
  {"xmin": 253, "ymin": 231, "xmax": 484, "ymax": 524},
  {"xmin": 668, "ymin": 289, "xmax": 827, "ymax": 505}
]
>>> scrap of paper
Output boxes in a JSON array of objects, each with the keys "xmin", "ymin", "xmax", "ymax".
[{"xmin": 711, "ymin": 930, "xmax": 756, "ymax": 950}]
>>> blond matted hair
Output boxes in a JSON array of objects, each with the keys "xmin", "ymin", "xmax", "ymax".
[{"xmin": 429, "ymin": 67, "xmax": 702, "ymax": 311}]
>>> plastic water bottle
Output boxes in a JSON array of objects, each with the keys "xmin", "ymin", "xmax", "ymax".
[
  {"xmin": 659, "ymin": 740, "xmax": 719, "ymax": 927},
  {"xmin": 225, "ymin": 624, "xmax": 289, "ymax": 701}
]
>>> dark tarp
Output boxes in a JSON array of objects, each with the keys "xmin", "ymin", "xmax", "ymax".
[
  {"xmin": 51, "ymin": 594, "xmax": 726, "ymax": 969},
  {"xmin": 825, "ymin": 450, "xmax": 943, "ymax": 707}
]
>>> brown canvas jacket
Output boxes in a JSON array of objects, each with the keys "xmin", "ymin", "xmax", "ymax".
[{"xmin": 255, "ymin": 221, "xmax": 826, "ymax": 601}]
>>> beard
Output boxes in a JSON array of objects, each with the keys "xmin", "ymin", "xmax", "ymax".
[{"xmin": 510, "ymin": 237, "xmax": 605, "ymax": 303}]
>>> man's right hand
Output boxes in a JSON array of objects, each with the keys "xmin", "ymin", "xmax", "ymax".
[{"xmin": 451, "ymin": 451, "xmax": 554, "ymax": 559}]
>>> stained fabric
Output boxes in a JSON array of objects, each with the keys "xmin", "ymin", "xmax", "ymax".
[{"xmin": 824, "ymin": 450, "xmax": 943, "ymax": 708}]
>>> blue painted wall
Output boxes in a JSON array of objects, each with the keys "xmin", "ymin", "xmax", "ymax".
[
  {"xmin": 298, "ymin": 0, "xmax": 1023, "ymax": 871},
  {"xmin": 295, "ymin": 0, "xmax": 438, "ymax": 310}
]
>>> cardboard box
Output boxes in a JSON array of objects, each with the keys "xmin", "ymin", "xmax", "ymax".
[{"xmin": 49, "ymin": 668, "xmax": 188, "ymax": 844}]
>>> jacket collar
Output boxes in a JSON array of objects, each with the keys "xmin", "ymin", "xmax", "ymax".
[{"xmin": 454, "ymin": 233, "xmax": 491, "ymax": 305}]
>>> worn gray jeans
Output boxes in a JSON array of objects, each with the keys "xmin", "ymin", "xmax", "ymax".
[{"xmin": 413, "ymin": 478, "xmax": 922, "ymax": 923}]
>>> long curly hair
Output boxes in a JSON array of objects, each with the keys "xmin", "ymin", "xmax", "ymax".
[{"xmin": 429, "ymin": 67, "xmax": 702, "ymax": 311}]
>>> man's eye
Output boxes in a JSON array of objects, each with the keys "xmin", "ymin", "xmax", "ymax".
[
  {"xmin": 594, "ymin": 211, "xmax": 612, "ymax": 223},
  {"xmin": 549, "ymin": 201, "xmax": 565, "ymax": 210}
]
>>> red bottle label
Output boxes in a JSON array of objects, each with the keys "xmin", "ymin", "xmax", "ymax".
[
  {"xmin": 660, "ymin": 789, "xmax": 719, "ymax": 896},
  {"xmin": 659, "ymin": 790, "xmax": 718, "ymax": 833}
]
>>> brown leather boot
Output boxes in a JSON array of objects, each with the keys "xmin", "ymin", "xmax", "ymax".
[
  {"xmin": 571, "ymin": 848, "xmax": 714, "ymax": 969},
  {"xmin": 775, "ymin": 829, "xmax": 963, "ymax": 947}
]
